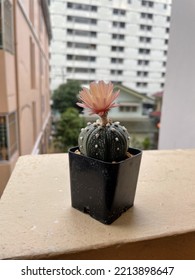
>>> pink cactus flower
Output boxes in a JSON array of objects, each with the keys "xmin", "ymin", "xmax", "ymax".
[{"xmin": 77, "ymin": 81, "xmax": 119, "ymax": 116}]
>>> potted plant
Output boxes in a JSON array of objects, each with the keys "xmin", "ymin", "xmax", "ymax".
[{"xmin": 68, "ymin": 81, "xmax": 142, "ymax": 224}]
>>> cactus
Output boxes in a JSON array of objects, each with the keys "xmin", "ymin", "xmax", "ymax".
[{"xmin": 77, "ymin": 81, "xmax": 130, "ymax": 162}]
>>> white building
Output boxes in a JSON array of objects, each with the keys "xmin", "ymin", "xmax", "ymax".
[{"xmin": 49, "ymin": 0, "xmax": 172, "ymax": 96}]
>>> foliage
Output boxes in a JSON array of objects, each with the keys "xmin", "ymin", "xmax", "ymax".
[
  {"xmin": 142, "ymin": 137, "xmax": 151, "ymax": 150},
  {"xmin": 54, "ymin": 107, "xmax": 86, "ymax": 152},
  {"xmin": 52, "ymin": 80, "xmax": 82, "ymax": 114},
  {"xmin": 130, "ymin": 135, "xmax": 142, "ymax": 150},
  {"xmin": 131, "ymin": 135, "xmax": 151, "ymax": 150}
]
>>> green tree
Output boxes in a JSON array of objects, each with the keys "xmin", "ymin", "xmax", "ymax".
[
  {"xmin": 52, "ymin": 80, "xmax": 81, "ymax": 114},
  {"xmin": 54, "ymin": 107, "xmax": 86, "ymax": 152}
]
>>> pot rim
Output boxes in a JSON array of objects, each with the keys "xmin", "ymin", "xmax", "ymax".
[{"xmin": 68, "ymin": 146, "xmax": 142, "ymax": 165}]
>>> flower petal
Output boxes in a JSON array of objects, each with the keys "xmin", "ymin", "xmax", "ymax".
[{"xmin": 77, "ymin": 81, "xmax": 119, "ymax": 116}]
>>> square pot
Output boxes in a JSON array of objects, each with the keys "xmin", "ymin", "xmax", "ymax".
[{"xmin": 68, "ymin": 146, "xmax": 142, "ymax": 224}]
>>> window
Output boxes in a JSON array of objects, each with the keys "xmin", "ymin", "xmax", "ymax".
[
  {"xmin": 161, "ymin": 83, "xmax": 164, "ymax": 88},
  {"xmin": 39, "ymin": 5, "xmax": 44, "ymax": 32},
  {"xmin": 167, "ymin": 16, "xmax": 170, "ymax": 22},
  {"xmin": 137, "ymin": 60, "xmax": 149, "ymax": 65},
  {"xmin": 110, "ymin": 69, "xmax": 123, "ymax": 75},
  {"xmin": 140, "ymin": 24, "xmax": 152, "ymax": 31},
  {"xmin": 112, "ymin": 33, "xmax": 125, "ymax": 40},
  {"xmin": 119, "ymin": 105, "xmax": 138, "ymax": 112},
  {"xmin": 163, "ymin": 61, "xmax": 166, "ymax": 67},
  {"xmin": 137, "ymin": 71, "xmax": 148, "ymax": 77},
  {"xmin": 30, "ymin": 37, "xmax": 36, "ymax": 88},
  {"xmin": 32, "ymin": 101, "xmax": 37, "ymax": 141},
  {"xmin": 141, "ymin": 13, "xmax": 153, "ymax": 20},
  {"xmin": 164, "ymin": 50, "xmax": 167, "ymax": 55},
  {"xmin": 139, "ymin": 48, "xmax": 150, "ymax": 54},
  {"xmin": 0, "ymin": 0, "xmax": 14, "ymax": 53},
  {"xmin": 0, "ymin": 116, "xmax": 7, "ymax": 160},
  {"xmin": 162, "ymin": 72, "xmax": 165, "ymax": 77},
  {"xmin": 113, "ymin": 9, "xmax": 126, "ymax": 15},
  {"xmin": 67, "ymin": 2, "xmax": 97, "ymax": 12},
  {"xmin": 141, "ymin": 0, "xmax": 154, "ymax": 7},
  {"xmin": 8, "ymin": 124, "xmax": 17, "ymax": 156},
  {"xmin": 111, "ymin": 57, "xmax": 124, "ymax": 63},
  {"xmin": 166, "ymin": 27, "xmax": 170, "ymax": 33},
  {"xmin": 0, "ymin": 2, "xmax": 2, "ymax": 47},
  {"xmin": 67, "ymin": 79, "xmax": 92, "ymax": 84},
  {"xmin": 139, "ymin": 36, "xmax": 151, "ymax": 43},
  {"xmin": 40, "ymin": 54, "xmax": 44, "ymax": 76},
  {"xmin": 29, "ymin": 0, "xmax": 34, "ymax": 25},
  {"xmin": 67, "ymin": 67, "xmax": 95, "ymax": 73},
  {"xmin": 164, "ymin": 39, "xmax": 169, "ymax": 45},
  {"xmin": 67, "ymin": 16, "xmax": 97, "ymax": 25},
  {"xmin": 111, "ymin": 46, "xmax": 124, "ymax": 52},
  {"xmin": 67, "ymin": 42, "xmax": 96, "ymax": 50},
  {"xmin": 112, "ymin": 21, "xmax": 125, "ymax": 28},
  {"xmin": 136, "ymin": 82, "xmax": 148, "ymax": 87},
  {"xmin": 67, "ymin": 29, "xmax": 96, "ymax": 37},
  {"xmin": 67, "ymin": 55, "xmax": 96, "ymax": 62},
  {"xmin": 0, "ymin": 113, "xmax": 18, "ymax": 161}
]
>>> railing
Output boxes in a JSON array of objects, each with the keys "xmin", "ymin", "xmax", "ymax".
[{"xmin": 0, "ymin": 149, "xmax": 195, "ymax": 259}]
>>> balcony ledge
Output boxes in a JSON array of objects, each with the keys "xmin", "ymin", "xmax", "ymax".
[{"xmin": 0, "ymin": 149, "xmax": 195, "ymax": 260}]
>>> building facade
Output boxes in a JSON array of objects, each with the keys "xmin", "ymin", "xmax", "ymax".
[
  {"xmin": 50, "ymin": 0, "xmax": 172, "ymax": 96},
  {"xmin": 0, "ymin": 0, "xmax": 52, "ymax": 196}
]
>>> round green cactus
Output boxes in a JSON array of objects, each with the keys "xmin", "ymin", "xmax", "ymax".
[
  {"xmin": 77, "ymin": 81, "xmax": 131, "ymax": 162},
  {"xmin": 78, "ymin": 120, "xmax": 130, "ymax": 162}
]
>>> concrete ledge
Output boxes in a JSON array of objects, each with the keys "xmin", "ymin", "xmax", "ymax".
[{"xmin": 0, "ymin": 150, "xmax": 195, "ymax": 259}]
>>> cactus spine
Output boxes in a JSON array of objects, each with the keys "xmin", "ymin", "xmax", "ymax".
[{"xmin": 78, "ymin": 114, "xmax": 130, "ymax": 162}]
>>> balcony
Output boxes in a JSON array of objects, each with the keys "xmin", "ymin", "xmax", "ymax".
[{"xmin": 0, "ymin": 149, "xmax": 195, "ymax": 259}]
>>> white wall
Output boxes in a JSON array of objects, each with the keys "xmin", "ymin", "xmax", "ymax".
[{"xmin": 159, "ymin": 0, "xmax": 195, "ymax": 149}]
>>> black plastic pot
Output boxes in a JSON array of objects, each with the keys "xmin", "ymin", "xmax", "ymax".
[{"xmin": 68, "ymin": 146, "xmax": 142, "ymax": 225}]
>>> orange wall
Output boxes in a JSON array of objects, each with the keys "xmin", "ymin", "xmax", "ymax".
[
  {"xmin": 15, "ymin": 0, "xmax": 50, "ymax": 155},
  {"xmin": 0, "ymin": 0, "xmax": 51, "ymax": 194}
]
